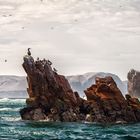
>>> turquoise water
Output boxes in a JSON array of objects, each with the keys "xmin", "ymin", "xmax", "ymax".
[{"xmin": 0, "ymin": 98, "xmax": 140, "ymax": 140}]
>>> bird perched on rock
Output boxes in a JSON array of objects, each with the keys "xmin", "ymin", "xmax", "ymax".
[
  {"xmin": 43, "ymin": 58, "xmax": 46, "ymax": 64},
  {"xmin": 53, "ymin": 68, "xmax": 57, "ymax": 73},
  {"xmin": 27, "ymin": 48, "xmax": 31, "ymax": 56},
  {"xmin": 47, "ymin": 60, "xmax": 52, "ymax": 65}
]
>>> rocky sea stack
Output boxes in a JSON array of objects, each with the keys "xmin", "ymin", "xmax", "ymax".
[
  {"xmin": 128, "ymin": 69, "xmax": 140, "ymax": 98},
  {"xmin": 20, "ymin": 55, "xmax": 140, "ymax": 123}
]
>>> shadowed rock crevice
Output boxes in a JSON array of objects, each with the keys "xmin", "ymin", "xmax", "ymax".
[{"xmin": 20, "ymin": 55, "xmax": 140, "ymax": 123}]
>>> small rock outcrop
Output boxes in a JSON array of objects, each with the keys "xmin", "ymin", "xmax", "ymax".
[
  {"xmin": 128, "ymin": 69, "xmax": 140, "ymax": 98},
  {"xmin": 84, "ymin": 77, "xmax": 140, "ymax": 123},
  {"xmin": 20, "ymin": 55, "xmax": 140, "ymax": 123}
]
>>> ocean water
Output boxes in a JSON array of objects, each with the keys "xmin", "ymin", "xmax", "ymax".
[{"xmin": 0, "ymin": 98, "xmax": 140, "ymax": 140}]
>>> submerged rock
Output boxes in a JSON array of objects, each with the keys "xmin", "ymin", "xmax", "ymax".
[
  {"xmin": 128, "ymin": 69, "xmax": 140, "ymax": 98},
  {"xmin": 20, "ymin": 55, "xmax": 140, "ymax": 123}
]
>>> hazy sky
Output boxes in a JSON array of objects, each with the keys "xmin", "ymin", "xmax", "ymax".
[{"xmin": 0, "ymin": 0, "xmax": 140, "ymax": 80}]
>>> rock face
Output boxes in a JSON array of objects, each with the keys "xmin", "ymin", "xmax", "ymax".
[
  {"xmin": 84, "ymin": 77, "xmax": 140, "ymax": 123},
  {"xmin": 20, "ymin": 55, "xmax": 140, "ymax": 123},
  {"xmin": 67, "ymin": 72, "xmax": 127, "ymax": 97},
  {"xmin": 128, "ymin": 69, "xmax": 140, "ymax": 98},
  {"xmin": 20, "ymin": 55, "xmax": 84, "ymax": 121}
]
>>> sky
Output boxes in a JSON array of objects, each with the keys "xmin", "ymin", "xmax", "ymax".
[{"xmin": 0, "ymin": 0, "xmax": 140, "ymax": 80}]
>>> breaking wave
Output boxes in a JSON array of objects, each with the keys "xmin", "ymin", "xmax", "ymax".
[
  {"xmin": 0, "ymin": 98, "xmax": 140, "ymax": 139},
  {"xmin": 0, "ymin": 98, "xmax": 26, "ymax": 103},
  {"xmin": 0, "ymin": 107, "xmax": 21, "ymax": 111}
]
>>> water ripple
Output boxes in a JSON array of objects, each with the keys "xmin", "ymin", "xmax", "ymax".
[{"xmin": 0, "ymin": 99, "xmax": 140, "ymax": 140}]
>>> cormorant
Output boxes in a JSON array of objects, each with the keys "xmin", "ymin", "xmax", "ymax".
[
  {"xmin": 37, "ymin": 57, "xmax": 40, "ymax": 61},
  {"xmin": 47, "ymin": 60, "xmax": 52, "ymax": 65},
  {"xmin": 43, "ymin": 58, "xmax": 46, "ymax": 64},
  {"xmin": 27, "ymin": 48, "xmax": 31, "ymax": 56},
  {"xmin": 53, "ymin": 68, "xmax": 57, "ymax": 73},
  {"xmin": 43, "ymin": 58, "xmax": 46, "ymax": 61}
]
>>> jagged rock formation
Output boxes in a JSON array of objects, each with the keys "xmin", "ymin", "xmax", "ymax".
[
  {"xmin": 67, "ymin": 72, "xmax": 127, "ymax": 97},
  {"xmin": 20, "ymin": 55, "xmax": 140, "ymax": 123},
  {"xmin": 20, "ymin": 55, "xmax": 84, "ymax": 121},
  {"xmin": 128, "ymin": 69, "xmax": 140, "ymax": 98},
  {"xmin": 84, "ymin": 77, "xmax": 140, "ymax": 123}
]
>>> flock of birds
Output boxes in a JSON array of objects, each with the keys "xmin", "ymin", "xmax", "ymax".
[
  {"xmin": 3, "ymin": 47, "xmax": 57, "ymax": 74},
  {"xmin": 27, "ymin": 48, "xmax": 57, "ymax": 73},
  {"xmin": 3, "ymin": 47, "xmax": 57, "ymax": 72}
]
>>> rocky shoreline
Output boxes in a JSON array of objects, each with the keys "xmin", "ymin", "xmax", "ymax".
[{"xmin": 20, "ymin": 55, "xmax": 140, "ymax": 123}]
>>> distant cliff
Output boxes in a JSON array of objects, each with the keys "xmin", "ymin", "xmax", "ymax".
[
  {"xmin": 67, "ymin": 72, "xmax": 127, "ymax": 97},
  {"xmin": 0, "ymin": 76, "xmax": 27, "ymax": 98},
  {"xmin": 0, "ymin": 73, "xmax": 127, "ymax": 98},
  {"xmin": 0, "ymin": 76, "xmax": 27, "ymax": 91}
]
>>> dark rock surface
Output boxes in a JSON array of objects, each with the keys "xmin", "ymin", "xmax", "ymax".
[
  {"xmin": 84, "ymin": 77, "xmax": 140, "ymax": 123},
  {"xmin": 20, "ymin": 55, "xmax": 84, "ymax": 121},
  {"xmin": 20, "ymin": 55, "xmax": 140, "ymax": 123},
  {"xmin": 128, "ymin": 69, "xmax": 140, "ymax": 98}
]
